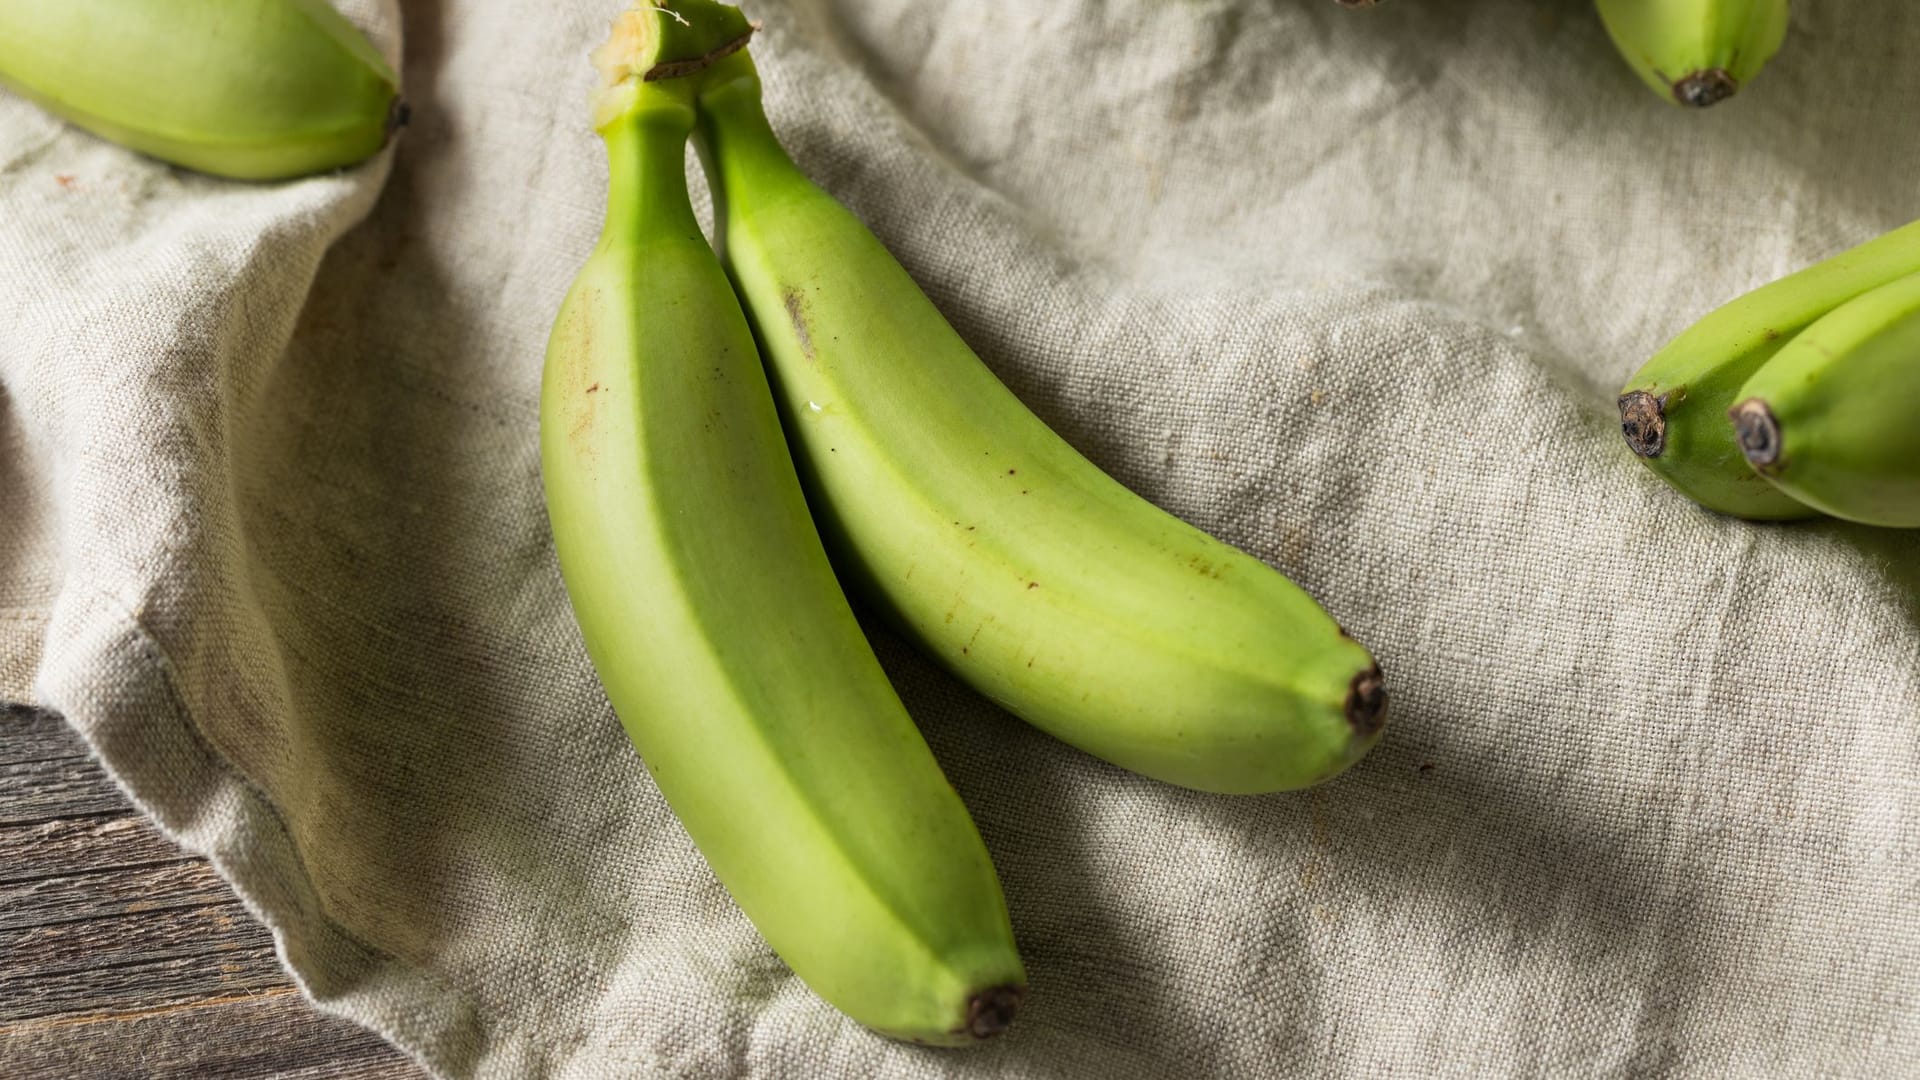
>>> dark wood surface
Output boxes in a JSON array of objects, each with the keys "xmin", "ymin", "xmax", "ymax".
[{"xmin": 0, "ymin": 705, "xmax": 428, "ymax": 1079}]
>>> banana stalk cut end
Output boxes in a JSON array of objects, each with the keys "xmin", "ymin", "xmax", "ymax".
[
  {"xmin": 961, "ymin": 985, "xmax": 1023, "ymax": 1041},
  {"xmin": 1729, "ymin": 398, "xmax": 1783, "ymax": 472},
  {"xmin": 589, "ymin": 2, "xmax": 757, "ymax": 128},
  {"xmin": 1618, "ymin": 391, "xmax": 1669, "ymax": 459},
  {"xmin": 1671, "ymin": 70, "xmax": 1739, "ymax": 108},
  {"xmin": 643, "ymin": 23, "xmax": 758, "ymax": 83}
]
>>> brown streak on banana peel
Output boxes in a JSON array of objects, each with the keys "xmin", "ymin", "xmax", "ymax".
[
  {"xmin": 1729, "ymin": 398, "xmax": 1783, "ymax": 473},
  {"xmin": 1618, "ymin": 391, "xmax": 1669, "ymax": 458},
  {"xmin": 562, "ymin": 291, "xmax": 602, "ymax": 467},
  {"xmin": 783, "ymin": 287, "xmax": 815, "ymax": 361},
  {"xmin": 643, "ymin": 25, "xmax": 760, "ymax": 82}
]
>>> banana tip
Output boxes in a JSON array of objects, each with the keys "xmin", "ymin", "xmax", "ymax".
[
  {"xmin": 962, "ymin": 985, "xmax": 1023, "ymax": 1040},
  {"xmin": 386, "ymin": 97, "xmax": 411, "ymax": 137},
  {"xmin": 1618, "ymin": 391, "xmax": 1667, "ymax": 458},
  {"xmin": 1672, "ymin": 71, "xmax": 1738, "ymax": 108},
  {"xmin": 1333, "ymin": 0, "xmax": 1382, "ymax": 7},
  {"xmin": 1729, "ymin": 398, "xmax": 1782, "ymax": 472},
  {"xmin": 1345, "ymin": 664, "xmax": 1387, "ymax": 739}
]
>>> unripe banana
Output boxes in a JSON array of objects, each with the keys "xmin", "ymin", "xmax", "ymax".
[
  {"xmin": 1728, "ymin": 272, "xmax": 1920, "ymax": 528},
  {"xmin": 541, "ymin": 6, "xmax": 1022, "ymax": 1045},
  {"xmin": 0, "ymin": 0, "xmax": 401, "ymax": 180},
  {"xmin": 1618, "ymin": 218, "xmax": 1920, "ymax": 519},
  {"xmin": 1594, "ymin": 0, "xmax": 1789, "ymax": 107},
  {"xmin": 686, "ymin": 33, "xmax": 1385, "ymax": 797}
]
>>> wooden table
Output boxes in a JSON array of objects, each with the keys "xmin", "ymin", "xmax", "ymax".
[{"xmin": 0, "ymin": 704, "xmax": 426, "ymax": 1078}]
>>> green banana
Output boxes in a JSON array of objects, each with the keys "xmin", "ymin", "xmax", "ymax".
[
  {"xmin": 0, "ymin": 0, "xmax": 401, "ymax": 180},
  {"xmin": 687, "ymin": 35, "xmax": 1384, "ymax": 797},
  {"xmin": 1594, "ymin": 0, "xmax": 1789, "ymax": 107},
  {"xmin": 1618, "ymin": 218, "xmax": 1920, "ymax": 519},
  {"xmin": 541, "ymin": 6, "xmax": 1022, "ymax": 1045},
  {"xmin": 1729, "ymin": 272, "xmax": 1920, "ymax": 528}
]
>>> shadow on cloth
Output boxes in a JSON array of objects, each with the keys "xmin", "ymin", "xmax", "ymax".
[
  {"xmin": 877, "ymin": 628, "xmax": 1739, "ymax": 1076},
  {"xmin": 220, "ymin": 0, "xmax": 631, "ymax": 1070}
]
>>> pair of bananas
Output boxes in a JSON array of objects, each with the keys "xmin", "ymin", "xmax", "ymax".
[
  {"xmin": 0, "ymin": 0, "xmax": 399, "ymax": 180},
  {"xmin": 1618, "ymin": 220, "xmax": 1920, "ymax": 527},
  {"xmin": 543, "ymin": 0, "xmax": 1387, "ymax": 1045}
]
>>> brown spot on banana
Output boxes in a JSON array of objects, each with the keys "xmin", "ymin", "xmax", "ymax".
[{"xmin": 783, "ymin": 287, "xmax": 814, "ymax": 362}]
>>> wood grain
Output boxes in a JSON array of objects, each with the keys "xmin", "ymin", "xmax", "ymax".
[
  {"xmin": 0, "ymin": 705, "xmax": 427, "ymax": 1078},
  {"xmin": 0, "ymin": 989, "xmax": 422, "ymax": 1080},
  {"xmin": 0, "ymin": 816, "xmax": 193, "ymax": 883},
  {"xmin": 0, "ymin": 757, "xmax": 126, "ymax": 825}
]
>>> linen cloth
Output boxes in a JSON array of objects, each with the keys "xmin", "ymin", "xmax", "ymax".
[{"xmin": 3, "ymin": 0, "xmax": 1917, "ymax": 1075}]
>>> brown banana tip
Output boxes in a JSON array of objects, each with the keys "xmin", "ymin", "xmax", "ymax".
[
  {"xmin": 386, "ymin": 97, "xmax": 411, "ymax": 136},
  {"xmin": 1618, "ymin": 391, "xmax": 1668, "ymax": 459},
  {"xmin": 1729, "ymin": 398, "xmax": 1782, "ymax": 472},
  {"xmin": 962, "ymin": 985, "xmax": 1023, "ymax": 1040},
  {"xmin": 1334, "ymin": 0, "xmax": 1382, "ymax": 7},
  {"xmin": 1345, "ymin": 664, "xmax": 1387, "ymax": 739},
  {"xmin": 1672, "ymin": 70, "xmax": 1738, "ymax": 108}
]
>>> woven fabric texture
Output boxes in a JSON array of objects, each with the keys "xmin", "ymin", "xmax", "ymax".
[{"xmin": 2, "ymin": 1, "xmax": 1917, "ymax": 1076}]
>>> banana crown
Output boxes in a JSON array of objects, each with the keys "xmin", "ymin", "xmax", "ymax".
[{"xmin": 589, "ymin": 1, "xmax": 755, "ymax": 130}]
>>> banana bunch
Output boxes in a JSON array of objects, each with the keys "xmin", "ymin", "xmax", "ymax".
[
  {"xmin": 541, "ymin": 6, "xmax": 1021, "ymax": 1045},
  {"xmin": 1594, "ymin": 0, "xmax": 1789, "ymax": 107},
  {"xmin": 0, "ymin": 0, "xmax": 400, "ymax": 180},
  {"xmin": 545, "ymin": 0, "xmax": 1388, "ymax": 1042},
  {"xmin": 1618, "ymin": 221, "xmax": 1920, "ymax": 526}
]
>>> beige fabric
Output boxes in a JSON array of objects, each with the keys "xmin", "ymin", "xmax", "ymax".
[{"xmin": 3, "ymin": 0, "xmax": 1918, "ymax": 1075}]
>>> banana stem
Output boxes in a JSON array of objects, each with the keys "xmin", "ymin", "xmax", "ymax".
[
  {"xmin": 693, "ymin": 54, "xmax": 808, "ymax": 222},
  {"xmin": 597, "ymin": 87, "xmax": 700, "ymax": 253}
]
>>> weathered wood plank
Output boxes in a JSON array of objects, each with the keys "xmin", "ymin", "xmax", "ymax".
[
  {"xmin": 0, "ymin": 814, "xmax": 192, "ymax": 884},
  {"xmin": 0, "ymin": 860, "xmax": 232, "ymax": 932},
  {"xmin": 0, "ymin": 756, "xmax": 125, "ymax": 825},
  {"xmin": 0, "ymin": 707, "xmax": 423, "ymax": 1077},
  {"xmin": 0, "ymin": 957, "xmax": 295, "ymax": 1031},
  {"xmin": 0, "ymin": 987, "xmax": 427, "ymax": 1079},
  {"xmin": 0, "ymin": 903, "xmax": 283, "ymax": 1021},
  {"xmin": 0, "ymin": 706, "xmax": 85, "ymax": 767},
  {"xmin": 1, "ymin": 899, "xmax": 277, "ymax": 977}
]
